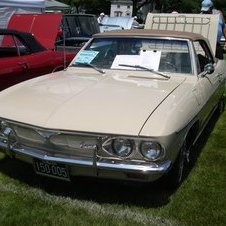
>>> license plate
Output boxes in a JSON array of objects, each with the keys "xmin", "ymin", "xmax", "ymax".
[{"xmin": 33, "ymin": 159, "xmax": 70, "ymax": 181}]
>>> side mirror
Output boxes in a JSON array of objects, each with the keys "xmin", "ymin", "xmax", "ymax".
[{"xmin": 204, "ymin": 63, "xmax": 215, "ymax": 74}]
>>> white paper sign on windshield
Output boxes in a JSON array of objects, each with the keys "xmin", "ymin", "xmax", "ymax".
[{"xmin": 111, "ymin": 50, "xmax": 161, "ymax": 71}]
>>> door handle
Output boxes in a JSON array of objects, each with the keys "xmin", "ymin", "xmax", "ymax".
[
  {"xmin": 18, "ymin": 62, "xmax": 29, "ymax": 69},
  {"xmin": 217, "ymin": 73, "xmax": 223, "ymax": 82}
]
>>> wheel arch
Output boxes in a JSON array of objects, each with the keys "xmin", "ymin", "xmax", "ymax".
[{"xmin": 185, "ymin": 120, "xmax": 199, "ymax": 150}]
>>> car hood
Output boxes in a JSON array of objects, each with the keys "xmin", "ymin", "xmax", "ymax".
[
  {"xmin": 0, "ymin": 68, "xmax": 186, "ymax": 136},
  {"xmin": 7, "ymin": 13, "xmax": 63, "ymax": 49}
]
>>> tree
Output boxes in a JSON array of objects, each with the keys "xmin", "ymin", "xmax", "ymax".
[
  {"xmin": 180, "ymin": 0, "xmax": 200, "ymax": 13},
  {"xmin": 59, "ymin": 0, "xmax": 226, "ymax": 16},
  {"xmin": 215, "ymin": 0, "xmax": 226, "ymax": 16},
  {"xmin": 132, "ymin": 0, "xmax": 163, "ymax": 16},
  {"xmin": 59, "ymin": 0, "xmax": 111, "ymax": 14}
]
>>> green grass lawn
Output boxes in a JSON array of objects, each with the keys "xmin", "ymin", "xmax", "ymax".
[{"xmin": 1, "ymin": 95, "xmax": 226, "ymax": 225}]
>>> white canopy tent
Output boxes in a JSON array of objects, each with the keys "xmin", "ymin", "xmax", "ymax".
[
  {"xmin": 45, "ymin": 0, "xmax": 70, "ymax": 11},
  {"xmin": 0, "ymin": 0, "xmax": 45, "ymax": 28},
  {"xmin": 0, "ymin": 0, "xmax": 45, "ymax": 8}
]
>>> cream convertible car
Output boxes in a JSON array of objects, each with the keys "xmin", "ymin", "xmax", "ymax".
[{"xmin": 0, "ymin": 30, "xmax": 225, "ymax": 188}]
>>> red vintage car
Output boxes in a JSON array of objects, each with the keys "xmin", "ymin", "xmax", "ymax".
[{"xmin": 0, "ymin": 14, "xmax": 75, "ymax": 91}]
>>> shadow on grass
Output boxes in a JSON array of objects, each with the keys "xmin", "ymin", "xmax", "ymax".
[
  {"xmin": 0, "ymin": 156, "xmax": 174, "ymax": 207},
  {"xmin": 0, "ymin": 111, "xmax": 222, "ymax": 208}
]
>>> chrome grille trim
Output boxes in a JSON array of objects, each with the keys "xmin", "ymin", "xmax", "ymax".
[
  {"xmin": 8, "ymin": 124, "xmax": 102, "ymax": 160},
  {"xmin": 13, "ymin": 146, "xmax": 94, "ymax": 166}
]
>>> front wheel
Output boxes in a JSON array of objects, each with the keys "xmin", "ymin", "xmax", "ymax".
[
  {"xmin": 163, "ymin": 143, "xmax": 187, "ymax": 189},
  {"xmin": 217, "ymin": 97, "xmax": 225, "ymax": 114}
]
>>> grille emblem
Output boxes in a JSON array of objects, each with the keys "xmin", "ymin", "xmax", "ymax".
[{"xmin": 79, "ymin": 141, "xmax": 97, "ymax": 150}]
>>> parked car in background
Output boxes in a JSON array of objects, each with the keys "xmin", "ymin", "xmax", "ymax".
[
  {"xmin": 0, "ymin": 13, "xmax": 76, "ymax": 91},
  {"xmin": 8, "ymin": 13, "xmax": 100, "ymax": 54},
  {"xmin": 144, "ymin": 13, "xmax": 223, "ymax": 58},
  {"xmin": 8, "ymin": 13, "xmax": 64, "ymax": 50},
  {"xmin": 0, "ymin": 29, "xmax": 75, "ymax": 91},
  {"xmin": 99, "ymin": 16, "xmax": 143, "ymax": 32},
  {"xmin": 0, "ymin": 25, "xmax": 225, "ymax": 188},
  {"xmin": 56, "ymin": 14, "xmax": 100, "ymax": 53}
]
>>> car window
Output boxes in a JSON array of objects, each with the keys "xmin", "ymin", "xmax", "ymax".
[
  {"xmin": 193, "ymin": 40, "xmax": 214, "ymax": 73},
  {"xmin": 63, "ymin": 16, "xmax": 99, "ymax": 38},
  {"xmin": 0, "ymin": 34, "xmax": 30, "ymax": 57},
  {"xmin": 72, "ymin": 37, "xmax": 192, "ymax": 74}
]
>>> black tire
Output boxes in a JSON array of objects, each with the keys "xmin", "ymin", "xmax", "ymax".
[
  {"xmin": 163, "ymin": 143, "xmax": 187, "ymax": 189},
  {"xmin": 217, "ymin": 97, "xmax": 225, "ymax": 114}
]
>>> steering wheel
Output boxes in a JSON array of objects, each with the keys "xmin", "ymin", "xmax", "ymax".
[
  {"xmin": 161, "ymin": 61, "xmax": 177, "ymax": 71},
  {"xmin": 104, "ymin": 49, "xmax": 115, "ymax": 59}
]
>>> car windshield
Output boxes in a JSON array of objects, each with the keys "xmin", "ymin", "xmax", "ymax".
[{"xmin": 71, "ymin": 37, "xmax": 192, "ymax": 74}]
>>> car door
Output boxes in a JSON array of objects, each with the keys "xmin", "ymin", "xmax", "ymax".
[
  {"xmin": 0, "ymin": 33, "xmax": 31, "ymax": 90},
  {"xmin": 193, "ymin": 40, "xmax": 224, "ymax": 127},
  {"xmin": 23, "ymin": 50, "xmax": 65, "ymax": 77}
]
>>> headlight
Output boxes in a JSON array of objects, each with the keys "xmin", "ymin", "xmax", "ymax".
[
  {"xmin": 0, "ymin": 120, "xmax": 17, "ymax": 147},
  {"xmin": 140, "ymin": 141, "xmax": 163, "ymax": 160},
  {"xmin": 112, "ymin": 138, "xmax": 133, "ymax": 157}
]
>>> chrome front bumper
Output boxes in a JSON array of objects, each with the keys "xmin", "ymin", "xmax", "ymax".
[{"xmin": 0, "ymin": 138, "xmax": 171, "ymax": 182}]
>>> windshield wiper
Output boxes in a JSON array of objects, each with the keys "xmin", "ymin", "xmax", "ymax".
[
  {"xmin": 119, "ymin": 64, "xmax": 170, "ymax": 79},
  {"xmin": 73, "ymin": 62, "xmax": 105, "ymax": 74}
]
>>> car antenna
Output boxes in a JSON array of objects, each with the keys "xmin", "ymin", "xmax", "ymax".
[{"xmin": 62, "ymin": 23, "xmax": 67, "ymax": 70}]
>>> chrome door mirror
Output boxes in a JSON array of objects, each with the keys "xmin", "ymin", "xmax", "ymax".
[{"xmin": 204, "ymin": 63, "xmax": 214, "ymax": 74}]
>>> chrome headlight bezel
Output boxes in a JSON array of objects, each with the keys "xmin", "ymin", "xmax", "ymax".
[
  {"xmin": 0, "ymin": 120, "xmax": 12, "ymax": 137},
  {"xmin": 140, "ymin": 141, "xmax": 164, "ymax": 161},
  {"xmin": 0, "ymin": 120, "xmax": 18, "ymax": 148},
  {"xmin": 102, "ymin": 137, "xmax": 135, "ymax": 158},
  {"xmin": 111, "ymin": 138, "xmax": 134, "ymax": 157},
  {"xmin": 102, "ymin": 136, "xmax": 165, "ymax": 161}
]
